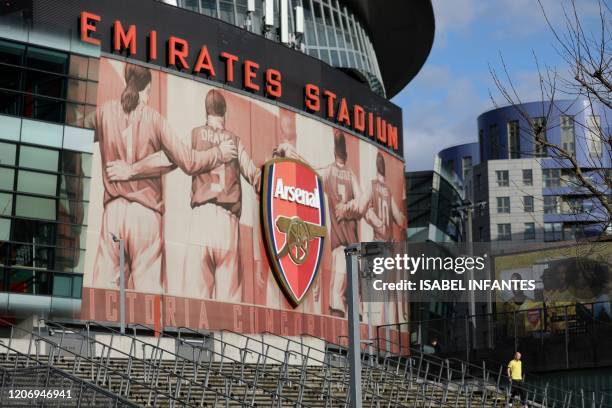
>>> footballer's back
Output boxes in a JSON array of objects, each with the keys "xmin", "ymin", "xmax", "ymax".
[
  {"xmin": 371, "ymin": 179, "xmax": 393, "ymax": 242},
  {"xmin": 190, "ymin": 125, "xmax": 242, "ymax": 215},
  {"xmin": 324, "ymin": 163, "xmax": 359, "ymax": 249}
]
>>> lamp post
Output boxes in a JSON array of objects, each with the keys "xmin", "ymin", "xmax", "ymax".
[
  {"xmin": 344, "ymin": 243, "xmax": 362, "ymax": 408},
  {"xmin": 344, "ymin": 242, "xmax": 388, "ymax": 407},
  {"xmin": 111, "ymin": 233, "xmax": 126, "ymax": 335}
]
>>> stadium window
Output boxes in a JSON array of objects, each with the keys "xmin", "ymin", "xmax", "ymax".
[
  {"xmin": 0, "ymin": 90, "xmax": 22, "ymax": 116},
  {"xmin": 524, "ymin": 222, "xmax": 535, "ymax": 240},
  {"xmin": 496, "ymin": 170, "xmax": 509, "ymax": 187},
  {"xmin": 87, "ymin": 57, "xmax": 99, "ymax": 81},
  {"xmin": 24, "ymin": 70, "xmax": 66, "ymax": 99},
  {"xmin": 53, "ymin": 274, "xmax": 73, "ymax": 297},
  {"xmin": 497, "ymin": 197, "xmax": 510, "ymax": 213},
  {"xmin": 68, "ymin": 55, "xmax": 89, "ymax": 79},
  {"xmin": 507, "ymin": 120, "xmax": 520, "ymax": 158},
  {"xmin": 25, "ymin": 47, "xmax": 68, "ymax": 74},
  {"xmin": 497, "ymin": 223, "xmax": 511, "ymax": 241},
  {"xmin": 60, "ymin": 151, "xmax": 92, "ymax": 178},
  {"xmin": 24, "ymin": 96, "xmax": 65, "ymax": 123},
  {"xmin": 0, "ymin": 217, "xmax": 10, "ymax": 241},
  {"xmin": 72, "ymin": 275, "xmax": 83, "ymax": 298},
  {"xmin": 523, "ymin": 196, "xmax": 534, "ymax": 213},
  {"xmin": 0, "ymin": 193, "xmax": 12, "ymax": 216},
  {"xmin": 60, "ymin": 175, "xmax": 90, "ymax": 202},
  {"xmin": 0, "ymin": 63, "xmax": 21, "ymax": 91},
  {"xmin": 0, "ymin": 142, "xmax": 16, "ymax": 166},
  {"xmin": 180, "ymin": 0, "xmax": 199, "ymax": 12},
  {"xmin": 12, "ymin": 218, "xmax": 57, "ymax": 247},
  {"xmin": 219, "ymin": 0, "xmax": 235, "ymax": 24},
  {"xmin": 0, "ymin": 39, "xmax": 97, "ymax": 127},
  {"xmin": 0, "ymin": 167, "xmax": 14, "ymax": 191},
  {"xmin": 0, "ymin": 40, "xmax": 25, "ymax": 65},
  {"xmin": 15, "ymin": 195, "xmax": 56, "ymax": 221},
  {"xmin": 17, "ymin": 171, "xmax": 58, "ymax": 196},
  {"xmin": 19, "ymin": 146, "xmax": 59, "ymax": 172}
]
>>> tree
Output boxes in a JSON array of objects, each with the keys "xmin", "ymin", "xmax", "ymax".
[{"xmin": 489, "ymin": 0, "xmax": 611, "ymax": 241}]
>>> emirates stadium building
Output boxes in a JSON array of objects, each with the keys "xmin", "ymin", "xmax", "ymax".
[{"xmin": 0, "ymin": 0, "xmax": 434, "ymax": 349}]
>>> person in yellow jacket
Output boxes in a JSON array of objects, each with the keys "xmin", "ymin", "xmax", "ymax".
[{"xmin": 507, "ymin": 352, "xmax": 527, "ymax": 407}]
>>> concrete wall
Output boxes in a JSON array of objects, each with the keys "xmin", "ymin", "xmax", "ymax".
[{"xmin": 0, "ymin": 331, "xmax": 326, "ymax": 366}]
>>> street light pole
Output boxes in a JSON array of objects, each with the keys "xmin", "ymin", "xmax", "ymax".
[
  {"xmin": 111, "ymin": 234, "xmax": 126, "ymax": 335},
  {"xmin": 345, "ymin": 243, "xmax": 362, "ymax": 408}
]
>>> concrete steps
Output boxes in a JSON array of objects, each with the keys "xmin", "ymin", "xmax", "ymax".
[{"xmin": 0, "ymin": 353, "xmax": 511, "ymax": 407}]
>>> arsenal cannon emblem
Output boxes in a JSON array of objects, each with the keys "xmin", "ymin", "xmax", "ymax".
[{"xmin": 261, "ymin": 158, "xmax": 327, "ymax": 306}]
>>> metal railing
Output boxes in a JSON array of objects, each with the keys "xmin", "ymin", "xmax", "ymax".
[
  {"xmin": 6, "ymin": 318, "xmax": 251, "ymax": 407},
  {"xmin": 301, "ymin": 330, "xmax": 599, "ymax": 408},
  {"xmin": 376, "ymin": 301, "xmax": 612, "ymax": 407},
  {"xmin": 0, "ymin": 364, "xmax": 138, "ymax": 407},
  {"xmin": 54, "ymin": 319, "xmax": 306, "ymax": 407},
  {"xmin": 4, "ymin": 315, "xmax": 606, "ymax": 407}
]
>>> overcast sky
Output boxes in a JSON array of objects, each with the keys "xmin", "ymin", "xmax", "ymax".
[{"xmin": 392, "ymin": 0, "xmax": 603, "ymax": 171}]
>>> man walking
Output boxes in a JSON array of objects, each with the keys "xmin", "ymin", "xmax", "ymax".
[{"xmin": 507, "ymin": 352, "xmax": 527, "ymax": 407}]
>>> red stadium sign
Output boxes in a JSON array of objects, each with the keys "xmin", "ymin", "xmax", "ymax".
[{"xmin": 262, "ymin": 158, "xmax": 326, "ymax": 307}]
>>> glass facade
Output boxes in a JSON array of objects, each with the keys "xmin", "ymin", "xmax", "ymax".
[
  {"xmin": 406, "ymin": 171, "xmax": 465, "ymax": 243},
  {"xmin": 175, "ymin": 0, "xmax": 385, "ymax": 95},
  {"xmin": 0, "ymin": 40, "xmax": 93, "ymax": 300},
  {"xmin": 0, "ymin": 39, "xmax": 98, "ymax": 128}
]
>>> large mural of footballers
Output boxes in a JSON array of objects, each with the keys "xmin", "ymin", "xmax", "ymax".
[{"xmin": 81, "ymin": 59, "xmax": 407, "ymax": 341}]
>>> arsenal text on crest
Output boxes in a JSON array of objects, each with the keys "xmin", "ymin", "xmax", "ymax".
[{"xmin": 274, "ymin": 178, "xmax": 321, "ymax": 209}]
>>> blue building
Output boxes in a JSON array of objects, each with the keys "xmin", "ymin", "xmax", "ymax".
[{"xmin": 473, "ymin": 99, "xmax": 610, "ymax": 242}]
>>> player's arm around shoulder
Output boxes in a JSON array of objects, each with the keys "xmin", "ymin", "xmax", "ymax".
[{"xmin": 233, "ymin": 132, "xmax": 261, "ymax": 189}]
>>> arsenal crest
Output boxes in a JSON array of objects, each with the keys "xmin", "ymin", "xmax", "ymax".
[{"xmin": 262, "ymin": 158, "xmax": 326, "ymax": 307}]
